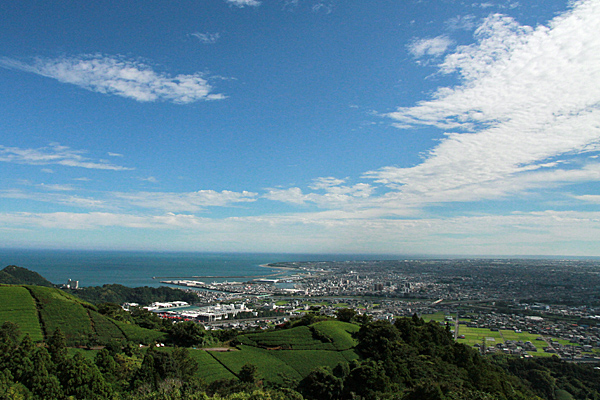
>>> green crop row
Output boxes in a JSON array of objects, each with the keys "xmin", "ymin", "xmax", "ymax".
[
  {"xmin": 88, "ymin": 310, "xmax": 126, "ymax": 342},
  {"xmin": 27, "ymin": 285, "xmax": 94, "ymax": 343},
  {"xmin": 210, "ymin": 345, "xmax": 302, "ymax": 385},
  {"xmin": 0, "ymin": 286, "xmax": 44, "ymax": 341},
  {"xmin": 311, "ymin": 321, "xmax": 359, "ymax": 351},
  {"xmin": 114, "ymin": 320, "xmax": 167, "ymax": 345},
  {"xmin": 188, "ymin": 350, "xmax": 237, "ymax": 382}
]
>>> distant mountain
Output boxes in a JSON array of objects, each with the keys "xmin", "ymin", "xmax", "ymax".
[{"xmin": 0, "ymin": 265, "xmax": 54, "ymax": 287}]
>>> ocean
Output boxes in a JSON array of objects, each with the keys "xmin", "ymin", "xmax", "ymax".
[{"xmin": 0, "ymin": 249, "xmax": 394, "ymax": 288}]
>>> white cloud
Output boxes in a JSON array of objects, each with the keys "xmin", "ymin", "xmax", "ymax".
[
  {"xmin": 225, "ymin": 0, "xmax": 261, "ymax": 7},
  {"xmin": 0, "ymin": 54, "xmax": 226, "ymax": 104},
  {"xmin": 0, "ymin": 143, "xmax": 132, "ymax": 171},
  {"xmin": 264, "ymin": 177, "xmax": 374, "ymax": 207},
  {"xmin": 369, "ymin": 0, "xmax": 600, "ymax": 205},
  {"xmin": 0, "ymin": 189, "xmax": 105, "ymax": 208},
  {"xmin": 445, "ymin": 15, "xmax": 477, "ymax": 31},
  {"xmin": 38, "ymin": 183, "xmax": 75, "ymax": 191},
  {"xmin": 0, "ymin": 211, "xmax": 204, "ymax": 230},
  {"xmin": 138, "ymin": 176, "xmax": 158, "ymax": 183},
  {"xmin": 190, "ymin": 32, "xmax": 220, "ymax": 44},
  {"xmin": 574, "ymin": 194, "xmax": 600, "ymax": 203},
  {"xmin": 408, "ymin": 36, "xmax": 454, "ymax": 58},
  {"xmin": 114, "ymin": 190, "xmax": 258, "ymax": 212}
]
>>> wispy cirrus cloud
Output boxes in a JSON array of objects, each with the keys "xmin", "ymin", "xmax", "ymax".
[
  {"xmin": 264, "ymin": 177, "xmax": 374, "ymax": 207},
  {"xmin": 407, "ymin": 36, "xmax": 454, "ymax": 58},
  {"xmin": 445, "ymin": 14, "xmax": 477, "ymax": 31},
  {"xmin": 0, "ymin": 189, "xmax": 105, "ymax": 209},
  {"xmin": 190, "ymin": 32, "xmax": 221, "ymax": 44},
  {"xmin": 114, "ymin": 190, "xmax": 258, "ymax": 212},
  {"xmin": 225, "ymin": 0, "xmax": 261, "ymax": 7},
  {"xmin": 0, "ymin": 54, "xmax": 226, "ymax": 104},
  {"xmin": 367, "ymin": 0, "xmax": 600, "ymax": 206},
  {"xmin": 0, "ymin": 143, "xmax": 132, "ymax": 171}
]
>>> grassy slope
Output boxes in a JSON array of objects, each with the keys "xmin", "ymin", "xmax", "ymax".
[
  {"xmin": 27, "ymin": 285, "xmax": 95, "ymax": 343},
  {"xmin": 0, "ymin": 284, "xmax": 160, "ymax": 345},
  {"xmin": 208, "ymin": 320, "xmax": 360, "ymax": 385},
  {"xmin": 188, "ymin": 349, "xmax": 238, "ymax": 382},
  {"xmin": 0, "ymin": 285, "xmax": 44, "ymax": 341},
  {"xmin": 114, "ymin": 320, "xmax": 167, "ymax": 344}
]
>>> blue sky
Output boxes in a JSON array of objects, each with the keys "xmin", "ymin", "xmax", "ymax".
[{"xmin": 1, "ymin": 0, "xmax": 600, "ymax": 256}]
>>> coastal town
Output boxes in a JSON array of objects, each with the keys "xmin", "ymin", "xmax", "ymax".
[{"xmin": 136, "ymin": 259, "xmax": 600, "ymax": 361}]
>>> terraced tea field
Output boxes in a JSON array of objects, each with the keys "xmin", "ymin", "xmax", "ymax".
[
  {"xmin": 0, "ymin": 285, "xmax": 44, "ymax": 341},
  {"xmin": 207, "ymin": 320, "xmax": 360, "ymax": 384},
  {"xmin": 0, "ymin": 285, "xmax": 161, "ymax": 344}
]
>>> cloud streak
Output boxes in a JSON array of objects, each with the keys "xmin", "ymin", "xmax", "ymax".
[
  {"xmin": 114, "ymin": 190, "xmax": 258, "ymax": 212},
  {"xmin": 0, "ymin": 54, "xmax": 226, "ymax": 103},
  {"xmin": 408, "ymin": 36, "xmax": 454, "ymax": 58},
  {"xmin": 225, "ymin": 0, "xmax": 261, "ymax": 7},
  {"xmin": 0, "ymin": 143, "xmax": 132, "ymax": 171},
  {"xmin": 190, "ymin": 32, "xmax": 221, "ymax": 44}
]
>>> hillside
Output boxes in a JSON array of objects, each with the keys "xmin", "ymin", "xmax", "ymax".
[
  {"xmin": 0, "ymin": 265, "xmax": 54, "ymax": 286},
  {"xmin": 65, "ymin": 283, "xmax": 199, "ymax": 305},
  {"xmin": 0, "ymin": 284, "xmax": 165, "ymax": 345}
]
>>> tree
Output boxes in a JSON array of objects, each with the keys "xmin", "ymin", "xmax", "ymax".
[
  {"xmin": 59, "ymin": 353, "xmax": 113, "ymax": 400},
  {"xmin": 343, "ymin": 360, "xmax": 389, "ymax": 400},
  {"xmin": 171, "ymin": 347, "xmax": 199, "ymax": 381},
  {"xmin": 238, "ymin": 363, "xmax": 258, "ymax": 384},
  {"xmin": 169, "ymin": 321, "xmax": 207, "ymax": 347},
  {"xmin": 335, "ymin": 308, "xmax": 356, "ymax": 323},
  {"xmin": 46, "ymin": 328, "xmax": 68, "ymax": 367},
  {"xmin": 94, "ymin": 348, "xmax": 118, "ymax": 377},
  {"xmin": 297, "ymin": 366, "xmax": 342, "ymax": 400},
  {"xmin": 0, "ymin": 321, "xmax": 21, "ymax": 344},
  {"xmin": 403, "ymin": 381, "xmax": 446, "ymax": 400}
]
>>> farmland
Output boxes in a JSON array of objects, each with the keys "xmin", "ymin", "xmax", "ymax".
[
  {"xmin": 0, "ymin": 284, "xmax": 162, "ymax": 345},
  {"xmin": 0, "ymin": 285, "xmax": 44, "ymax": 341},
  {"xmin": 206, "ymin": 320, "xmax": 361, "ymax": 384}
]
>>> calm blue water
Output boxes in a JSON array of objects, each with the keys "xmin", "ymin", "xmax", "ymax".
[{"xmin": 0, "ymin": 249, "xmax": 397, "ymax": 287}]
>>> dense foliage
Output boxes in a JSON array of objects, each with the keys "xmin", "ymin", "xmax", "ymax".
[
  {"xmin": 0, "ymin": 266, "xmax": 54, "ymax": 287},
  {"xmin": 297, "ymin": 316, "xmax": 542, "ymax": 400},
  {"xmin": 64, "ymin": 284, "xmax": 199, "ymax": 306}
]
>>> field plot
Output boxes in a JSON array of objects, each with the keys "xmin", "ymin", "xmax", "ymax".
[
  {"xmin": 209, "ymin": 345, "xmax": 302, "ymax": 385},
  {"xmin": 238, "ymin": 325, "xmax": 335, "ymax": 350},
  {"xmin": 115, "ymin": 321, "xmax": 167, "ymax": 344},
  {"xmin": 311, "ymin": 320, "xmax": 359, "ymax": 351},
  {"xmin": 422, "ymin": 312, "xmax": 448, "ymax": 322},
  {"xmin": 270, "ymin": 350, "xmax": 355, "ymax": 377},
  {"xmin": 0, "ymin": 286, "xmax": 44, "ymax": 341},
  {"xmin": 189, "ymin": 350, "xmax": 237, "ymax": 383},
  {"xmin": 27, "ymin": 285, "xmax": 94, "ymax": 343},
  {"xmin": 454, "ymin": 325, "xmax": 557, "ymax": 357},
  {"xmin": 88, "ymin": 310, "xmax": 126, "ymax": 342}
]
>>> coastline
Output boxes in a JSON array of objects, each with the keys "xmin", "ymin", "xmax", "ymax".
[{"xmin": 259, "ymin": 263, "xmax": 298, "ymax": 271}]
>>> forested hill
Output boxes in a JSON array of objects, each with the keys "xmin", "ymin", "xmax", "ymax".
[
  {"xmin": 64, "ymin": 283, "xmax": 199, "ymax": 305},
  {"xmin": 0, "ymin": 265, "xmax": 54, "ymax": 287}
]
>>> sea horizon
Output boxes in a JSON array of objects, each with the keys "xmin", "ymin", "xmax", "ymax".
[{"xmin": 0, "ymin": 248, "xmax": 412, "ymax": 288}]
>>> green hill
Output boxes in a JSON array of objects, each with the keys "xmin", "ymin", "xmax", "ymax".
[
  {"xmin": 0, "ymin": 265, "xmax": 54, "ymax": 286},
  {"xmin": 205, "ymin": 320, "xmax": 361, "ymax": 385},
  {"xmin": 0, "ymin": 284, "xmax": 164, "ymax": 345}
]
